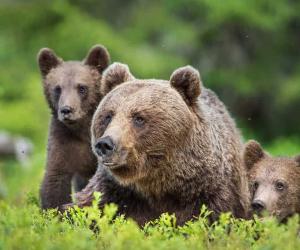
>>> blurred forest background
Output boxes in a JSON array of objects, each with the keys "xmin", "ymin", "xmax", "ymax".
[{"xmin": 0, "ymin": 0, "xmax": 299, "ymax": 202}]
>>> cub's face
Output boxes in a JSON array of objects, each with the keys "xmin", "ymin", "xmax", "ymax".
[
  {"xmin": 244, "ymin": 140, "xmax": 300, "ymax": 221},
  {"xmin": 91, "ymin": 63, "xmax": 201, "ymax": 186},
  {"xmin": 38, "ymin": 45, "xmax": 110, "ymax": 126},
  {"xmin": 45, "ymin": 63, "xmax": 101, "ymax": 124}
]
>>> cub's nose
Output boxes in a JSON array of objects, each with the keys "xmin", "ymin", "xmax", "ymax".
[
  {"xmin": 94, "ymin": 136, "xmax": 115, "ymax": 158},
  {"xmin": 60, "ymin": 106, "xmax": 73, "ymax": 115},
  {"xmin": 251, "ymin": 200, "xmax": 266, "ymax": 213}
]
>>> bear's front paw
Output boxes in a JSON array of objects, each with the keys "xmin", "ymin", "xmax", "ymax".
[{"xmin": 59, "ymin": 202, "xmax": 75, "ymax": 212}]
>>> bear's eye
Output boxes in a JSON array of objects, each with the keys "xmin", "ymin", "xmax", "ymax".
[
  {"xmin": 133, "ymin": 114, "xmax": 145, "ymax": 127},
  {"xmin": 253, "ymin": 181, "xmax": 259, "ymax": 190},
  {"xmin": 54, "ymin": 86, "xmax": 61, "ymax": 96},
  {"xmin": 102, "ymin": 113, "xmax": 113, "ymax": 126},
  {"xmin": 78, "ymin": 85, "xmax": 88, "ymax": 95},
  {"xmin": 275, "ymin": 181, "xmax": 285, "ymax": 191}
]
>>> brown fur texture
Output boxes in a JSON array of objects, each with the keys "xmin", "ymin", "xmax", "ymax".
[
  {"xmin": 38, "ymin": 45, "xmax": 110, "ymax": 209},
  {"xmin": 73, "ymin": 63, "xmax": 250, "ymax": 226},
  {"xmin": 244, "ymin": 140, "xmax": 300, "ymax": 221}
]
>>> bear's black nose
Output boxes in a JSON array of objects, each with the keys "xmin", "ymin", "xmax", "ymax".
[
  {"xmin": 251, "ymin": 200, "xmax": 265, "ymax": 213},
  {"xmin": 94, "ymin": 136, "xmax": 115, "ymax": 158},
  {"xmin": 60, "ymin": 106, "xmax": 73, "ymax": 115}
]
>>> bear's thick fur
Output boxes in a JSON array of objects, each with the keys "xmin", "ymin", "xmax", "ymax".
[
  {"xmin": 38, "ymin": 45, "xmax": 110, "ymax": 209},
  {"xmin": 73, "ymin": 63, "xmax": 249, "ymax": 225},
  {"xmin": 244, "ymin": 140, "xmax": 300, "ymax": 221}
]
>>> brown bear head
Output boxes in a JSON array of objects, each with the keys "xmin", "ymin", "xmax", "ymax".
[
  {"xmin": 244, "ymin": 140, "xmax": 300, "ymax": 221},
  {"xmin": 37, "ymin": 45, "xmax": 110, "ymax": 127},
  {"xmin": 91, "ymin": 63, "xmax": 201, "ymax": 189}
]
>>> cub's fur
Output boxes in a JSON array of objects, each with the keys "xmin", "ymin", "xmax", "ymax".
[
  {"xmin": 38, "ymin": 45, "xmax": 110, "ymax": 209},
  {"xmin": 244, "ymin": 140, "xmax": 300, "ymax": 221}
]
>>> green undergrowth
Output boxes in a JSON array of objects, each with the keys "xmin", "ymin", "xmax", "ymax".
[
  {"xmin": 0, "ymin": 193, "xmax": 299, "ymax": 250},
  {"xmin": 0, "ymin": 138, "xmax": 299, "ymax": 250}
]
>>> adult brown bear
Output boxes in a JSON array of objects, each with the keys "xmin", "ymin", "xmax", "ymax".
[{"xmin": 73, "ymin": 63, "xmax": 249, "ymax": 225}]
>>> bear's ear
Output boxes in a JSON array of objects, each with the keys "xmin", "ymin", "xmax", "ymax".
[
  {"xmin": 294, "ymin": 155, "xmax": 300, "ymax": 166},
  {"xmin": 84, "ymin": 45, "xmax": 110, "ymax": 73},
  {"xmin": 101, "ymin": 62, "xmax": 135, "ymax": 95},
  {"xmin": 37, "ymin": 48, "xmax": 62, "ymax": 78},
  {"xmin": 170, "ymin": 66, "xmax": 201, "ymax": 106},
  {"xmin": 244, "ymin": 140, "xmax": 266, "ymax": 170}
]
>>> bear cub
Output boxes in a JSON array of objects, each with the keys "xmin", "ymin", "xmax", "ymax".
[
  {"xmin": 244, "ymin": 140, "xmax": 300, "ymax": 221},
  {"xmin": 38, "ymin": 45, "xmax": 110, "ymax": 209},
  {"xmin": 71, "ymin": 63, "xmax": 249, "ymax": 226}
]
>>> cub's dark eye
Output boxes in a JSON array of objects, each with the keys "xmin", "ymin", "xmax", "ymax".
[
  {"xmin": 253, "ymin": 181, "xmax": 259, "ymax": 190},
  {"xmin": 133, "ymin": 114, "xmax": 145, "ymax": 127},
  {"xmin": 54, "ymin": 86, "xmax": 61, "ymax": 96},
  {"xmin": 275, "ymin": 181, "xmax": 285, "ymax": 191},
  {"xmin": 78, "ymin": 85, "xmax": 88, "ymax": 95}
]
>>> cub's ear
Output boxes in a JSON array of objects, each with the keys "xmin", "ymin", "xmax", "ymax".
[
  {"xmin": 294, "ymin": 155, "xmax": 300, "ymax": 166},
  {"xmin": 170, "ymin": 65, "xmax": 201, "ymax": 106},
  {"xmin": 37, "ymin": 48, "xmax": 62, "ymax": 78},
  {"xmin": 244, "ymin": 140, "xmax": 266, "ymax": 170},
  {"xmin": 84, "ymin": 45, "xmax": 110, "ymax": 73},
  {"xmin": 101, "ymin": 63, "xmax": 135, "ymax": 96}
]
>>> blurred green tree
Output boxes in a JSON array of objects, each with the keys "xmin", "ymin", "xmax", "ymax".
[{"xmin": 0, "ymin": 0, "xmax": 299, "ymax": 143}]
